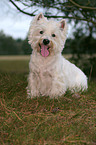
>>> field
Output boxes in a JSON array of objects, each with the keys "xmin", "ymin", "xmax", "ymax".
[{"xmin": 0, "ymin": 56, "xmax": 96, "ymax": 145}]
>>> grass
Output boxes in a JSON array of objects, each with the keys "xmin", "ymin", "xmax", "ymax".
[
  {"xmin": 0, "ymin": 55, "xmax": 29, "ymax": 72},
  {"xmin": 0, "ymin": 56, "xmax": 96, "ymax": 145}
]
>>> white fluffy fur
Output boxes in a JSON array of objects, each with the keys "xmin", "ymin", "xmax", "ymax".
[{"xmin": 27, "ymin": 13, "xmax": 88, "ymax": 98}]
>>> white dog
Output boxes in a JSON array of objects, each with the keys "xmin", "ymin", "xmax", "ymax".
[{"xmin": 27, "ymin": 13, "xmax": 88, "ymax": 98}]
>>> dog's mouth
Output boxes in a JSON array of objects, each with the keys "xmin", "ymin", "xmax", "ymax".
[{"xmin": 39, "ymin": 44, "xmax": 50, "ymax": 57}]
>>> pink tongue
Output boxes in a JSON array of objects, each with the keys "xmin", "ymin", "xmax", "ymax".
[{"xmin": 41, "ymin": 44, "xmax": 49, "ymax": 57}]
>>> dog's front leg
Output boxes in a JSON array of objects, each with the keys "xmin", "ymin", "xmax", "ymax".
[
  {"xmin": 27, "ymin": 72, "xmax": 40, "ymax": 98},
  {"xmin": 49, "ymin": 77, "xmax": 67, "ymax": 98}
]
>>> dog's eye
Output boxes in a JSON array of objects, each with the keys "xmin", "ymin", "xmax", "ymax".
[
  {"xmin": 52, "ymin": 34, "xmax": 56, "ymax": 37},
  {"xmin": 40, "ymin": 31, "xmax": 44, "ymax": 34}
]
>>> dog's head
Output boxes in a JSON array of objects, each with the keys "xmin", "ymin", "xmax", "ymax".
[{"xmin": 28, "ymin": 13, "xmax": 67, "ymax": 57}]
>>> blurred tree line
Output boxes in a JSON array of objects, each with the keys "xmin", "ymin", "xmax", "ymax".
[
  {"xmin": 0, "ymin": 30, "xmax": 32, "ymax": 55},
  {"xmin": 1, "ymin": 29, "xmax": 96, "ymax": 55}
]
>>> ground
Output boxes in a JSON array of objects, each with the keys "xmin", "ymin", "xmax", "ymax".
[{"xmin": 0, "ymin": 56, "xmax": 96, "ymax": 145}]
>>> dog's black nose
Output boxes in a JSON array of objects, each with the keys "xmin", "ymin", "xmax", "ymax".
[{"xmin": 43, "ymin": 39, "xmax": 50, "ymax": 45}]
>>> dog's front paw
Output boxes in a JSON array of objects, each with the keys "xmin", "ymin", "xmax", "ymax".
[
  {"xmin": 49, "ymin": 87, "xmax": 66, "ymax": 98},
  {"xmin": 26, "ymin": 87, "xmax": 39, "ymax": 98}
]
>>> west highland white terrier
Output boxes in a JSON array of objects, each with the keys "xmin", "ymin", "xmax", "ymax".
[{"xmin": 27, "ymin": 13, "xmax": 88, "ymax": 98}]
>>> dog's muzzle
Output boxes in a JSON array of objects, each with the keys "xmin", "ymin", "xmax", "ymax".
[{"xmin": 39, "ymin": 39, "xmax": 51, "ymax": 57}]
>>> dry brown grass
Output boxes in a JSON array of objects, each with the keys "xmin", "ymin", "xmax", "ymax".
[{"xmin": 0, "ymin": 72, "xmax": 96, "ymax": 145}]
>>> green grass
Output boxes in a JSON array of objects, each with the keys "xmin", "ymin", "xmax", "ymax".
[
  {"xmin": 0, "ymin": 56, "xmax": 96, "ymax": 145},
  {"xmin": 0, "ymin": 55, "xmax": 29, "ymax": 72}
]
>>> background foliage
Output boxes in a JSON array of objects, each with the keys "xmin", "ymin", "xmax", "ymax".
[{"xmin": 0, "ymin": 31, "xmax": 31, "ymax": 55}]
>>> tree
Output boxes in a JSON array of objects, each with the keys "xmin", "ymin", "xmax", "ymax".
[
  {"xmin": 9, "ymin": 0, "xmax": 96, "ymax": 43},
  {"xmin": 0, "ymin": 31, "xmax": 18, "ymax": 55},
  {"xmin": 0, "ymin": 31, "xmax": 32, "ymax": 55},
  {"xmin": 9, "ymin": 0, "xmax": 96, "ymax": 25},
  {"xmin": 22, "ymin": 38, "xmax": 32, "ymax": 55}
]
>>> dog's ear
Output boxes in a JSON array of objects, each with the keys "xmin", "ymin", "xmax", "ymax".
[
  {"xmin": 37, "ymin": 13, "xmax": 45, "ymax": 21},
  {"xmin": 59, "ymin": 19, "xmax": 65, "ymax": 30}
]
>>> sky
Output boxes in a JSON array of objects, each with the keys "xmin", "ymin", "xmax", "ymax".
[
  {"xmin": 0, "ymin": 0, "xmax": 73, "ymax": 39},
  {"xmin": 0, "ymin": 0, "xmax": 33, "ymax": 39}
]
